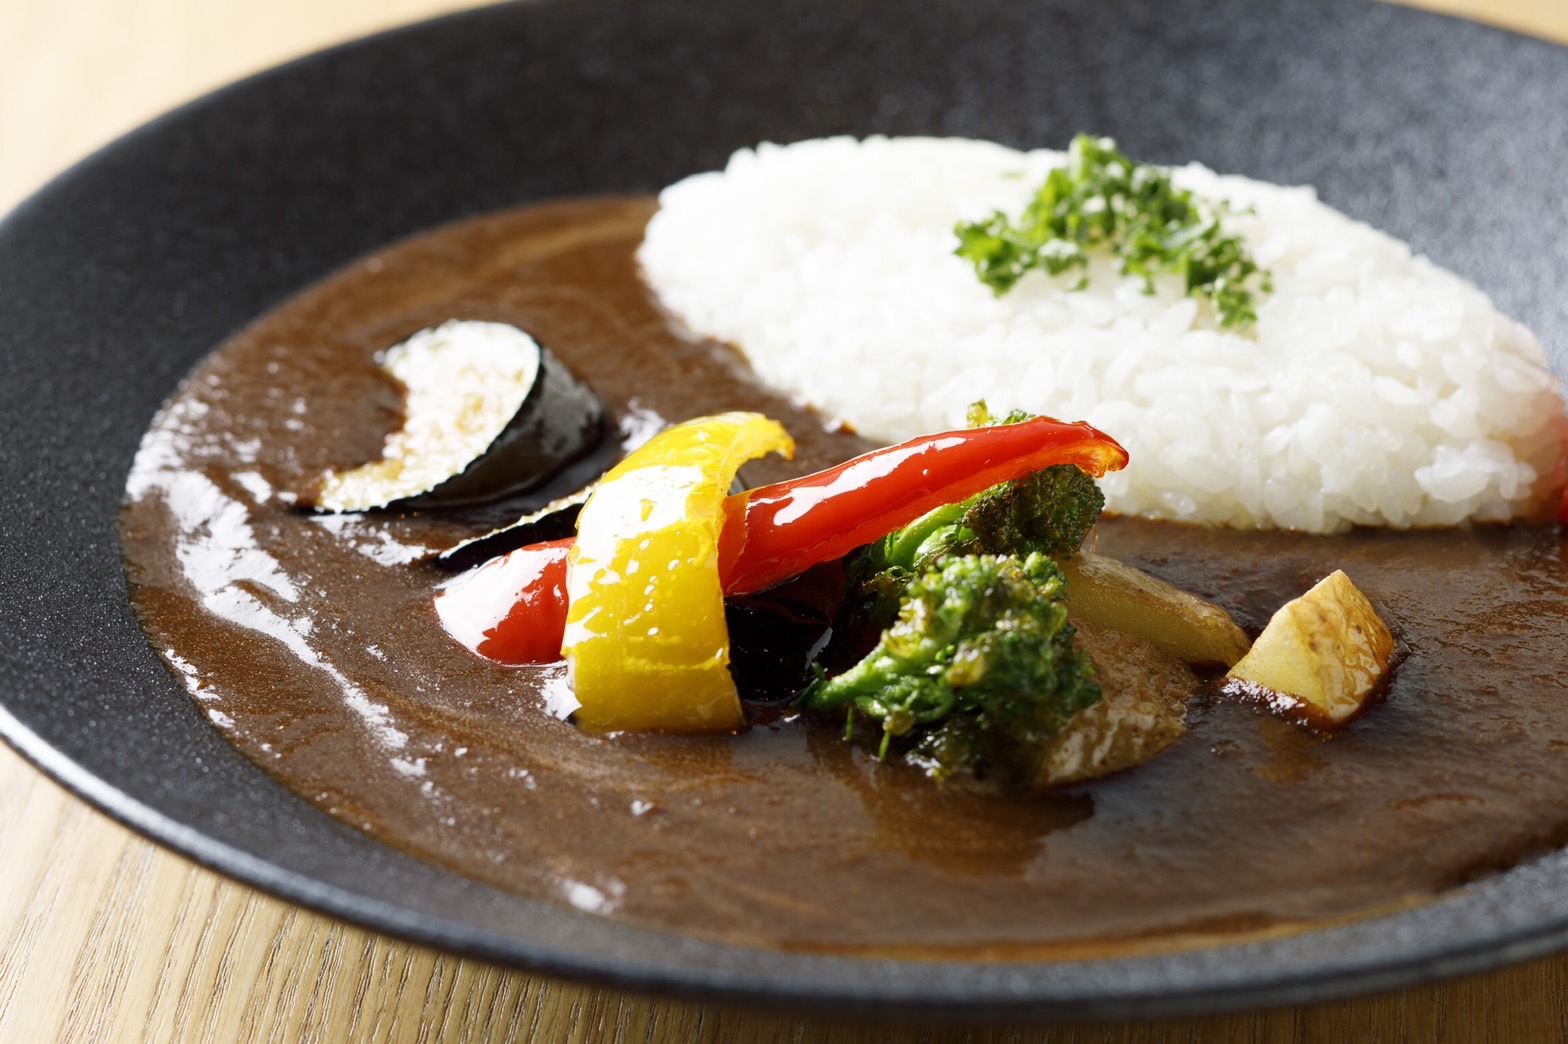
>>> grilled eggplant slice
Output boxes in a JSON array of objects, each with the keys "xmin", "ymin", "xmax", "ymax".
[{"xmin": 313, "ymin": 320, "xmax": 604, "ymax": 512}]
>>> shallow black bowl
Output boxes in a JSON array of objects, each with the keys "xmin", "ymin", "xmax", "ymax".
[{"xmin": 4, "ymin": 0, "xmax": 1568, "ymax": 1020}]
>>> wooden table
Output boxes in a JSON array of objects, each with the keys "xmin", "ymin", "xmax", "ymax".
[{"xmin": 4, "ymin": 2, "xmax": 1568, "ymax": 1039}]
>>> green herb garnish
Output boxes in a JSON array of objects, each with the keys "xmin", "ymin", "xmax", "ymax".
[{"xmin": 954, "ymin": 134, "xmax": 1272, "ymax": 329}]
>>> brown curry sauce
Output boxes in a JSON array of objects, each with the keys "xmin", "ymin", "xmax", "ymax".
[{"xmin": 119, "ymin": 196, "xmax": 1568, "ymax": 957}]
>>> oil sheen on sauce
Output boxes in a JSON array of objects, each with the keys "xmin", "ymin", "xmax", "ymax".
[{"xmin": 119, "ymin": 196, "xmax": 1568, "ymax": 958}]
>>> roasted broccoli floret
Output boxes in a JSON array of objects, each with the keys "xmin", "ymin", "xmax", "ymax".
[
  {"xmin": 965, "ymin": 462, "xmax": 1106, "ymax": 559},
  {"xmin": 801, "ymin": 552, "xmax": 1100, "ymax": 768},
  {"xmin": 875, "ymin": 463, "xmax": 1105, "ymax": 573},
  {"xmin": 801, "ymin": 403, "xmax": 1111, "ymax": 780},
  {"xmin": 869, "ymin": 404, "xmax": 1104, "ymax": 574}
]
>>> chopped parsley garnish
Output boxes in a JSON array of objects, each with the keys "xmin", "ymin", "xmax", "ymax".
[{"xmin": 954, "ymin": 134, "xmax": 1272, "ymax": 329}]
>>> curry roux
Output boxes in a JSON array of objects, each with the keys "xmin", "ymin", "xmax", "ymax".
[{"xmin": 119, "ymin": 196, "xmax": 1568, "ymax": 958}]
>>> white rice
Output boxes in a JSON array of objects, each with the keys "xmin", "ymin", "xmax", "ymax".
[{"xmin": 638, "ymin": 136, "xmax": 1567, "ymax": 532}]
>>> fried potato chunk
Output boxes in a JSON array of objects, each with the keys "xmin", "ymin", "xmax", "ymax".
[
  {"xmin": 1028, "ymin": 623, "xmax": 1196, "ymax": 787},
  {"xmin": 1060, "ymin": 551, "xmax": 1251, "ymax": 668},
  {"xmin": 1223, "ymin": 569, "xmax": 1395, "ymax": 729}
]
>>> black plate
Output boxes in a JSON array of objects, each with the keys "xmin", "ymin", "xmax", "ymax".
[{"xmin": 4, "ymin": 0, "xmax": 1568, "ymax": 1020}]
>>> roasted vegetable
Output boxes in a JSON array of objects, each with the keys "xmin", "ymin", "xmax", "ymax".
[
  {"xmin": 1223, "ymin": 569, "xmax": 1395, "ymax": 728},
  {"xmin": 873, "ymin": 463, "xmax": 1105, "ymax": 573},
  {"xmin": 801, "ymin": 553, "xmax": 1100, "ymax": 766},
  {"xmin": 314, "ymin": 321, "xmax": 604, "ymax": 511},
  {"xmin": 1024, "ymin": 623, "xmax": 1194, "ymax": 787},
  {"xmin": 877, "ymin": 407, "xmax": 1251, "ymax": 670},
  {"xmin": 721, "ymin": 412, "xmax": 1126, "ymax": 595},
  {"xmin": 562, "ymin": 412, "xmax": 794, "ymax": 732},
  {"xmin": 1059, "ymin": 552, "xmax": 1251, "ymax": 668},
  {"xmin": 435, "ymin": 537, "xmax": 574, "ymax": 665},
  {"xmin": 796, "ymin": 404, "xmax": 1225, "ymax": 783},
  {"xmin": 435, "ymin": 413, "xmax": 1128, "ymax": 665},
  {"xmin": 867, "ymin": 404, "xmax": 1105, "ymax": 573}
]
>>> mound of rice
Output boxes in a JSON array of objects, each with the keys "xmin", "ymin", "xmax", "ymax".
[{"xmin": 638, "ymin": 136, "xmax": 1566, "ymax": 532}]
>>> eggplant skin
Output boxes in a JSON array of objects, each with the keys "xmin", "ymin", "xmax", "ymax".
[
  {"xmin": 406, "ymin": 342, "xmax": 605, "ymax": 509},
  {"xmin": 311, "ymin": 321, "xmax": 606, "ymax": 513}
]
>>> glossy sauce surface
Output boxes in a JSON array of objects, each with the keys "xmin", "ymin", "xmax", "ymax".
[{"xmin": 120, "ymin": 197, "xmax": 1568, "ymax": 957}]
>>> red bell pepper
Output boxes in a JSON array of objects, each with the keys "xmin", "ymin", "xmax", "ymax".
[
  {"xmin": 435, "ymin": 537, "xmax": 574, "ymax": 665},
  {"xmin": 434, "ymin": 416, "xmax": 1127, "ymax": 665}
]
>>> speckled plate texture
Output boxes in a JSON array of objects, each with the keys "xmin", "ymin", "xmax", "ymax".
[{"xmin": 3, "ymin": 0, "xmax": 1567, "ymax": 1020}]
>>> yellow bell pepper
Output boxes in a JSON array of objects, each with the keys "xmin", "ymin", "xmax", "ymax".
[{"xmin": 562, "ymin": 412, "xmax": 794, "ymax": 732}]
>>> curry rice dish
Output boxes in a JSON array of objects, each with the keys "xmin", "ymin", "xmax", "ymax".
[{"xmin": 120, "ymin": 145, "xmax": 1568, "ymax": 956}]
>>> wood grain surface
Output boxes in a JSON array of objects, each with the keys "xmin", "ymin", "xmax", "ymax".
[{"xmin": 4, "ymin": 1, "xmax": 1568, "ymax": 1040}]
